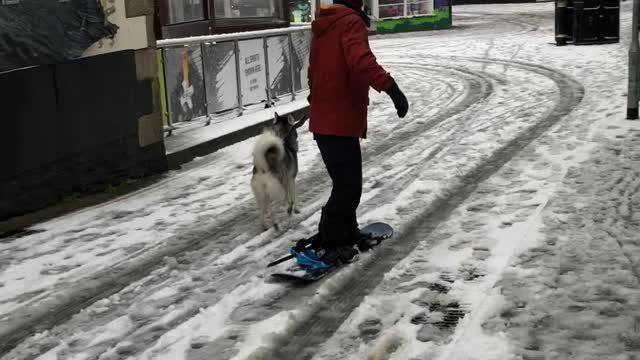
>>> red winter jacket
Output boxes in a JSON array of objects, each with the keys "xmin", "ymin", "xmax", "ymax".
[{"xmin": 308, "ymin": 6, "xmax": 391, "ymax": 138}]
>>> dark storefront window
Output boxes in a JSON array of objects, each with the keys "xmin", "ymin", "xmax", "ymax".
[
  {"xmin": 214, "ymin": 0, "xmax": 282, "ymax": 18},
  {"xmin": 379, "ymin": 0, "xmax": 404, "ymax": 18},
  {"xmin": 167, "ymin": 0, "xmax": 206, "ymax": 24},
  {"xmin": 158, "ymin": 0, "xmax": 288, "ymax": 39}
]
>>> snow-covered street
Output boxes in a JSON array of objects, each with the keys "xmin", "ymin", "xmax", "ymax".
[{"xmin": 2, "ymin": 2, "xmax": 640, "ymax": 359}]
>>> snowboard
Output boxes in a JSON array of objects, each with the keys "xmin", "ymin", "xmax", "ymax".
[{"xmin": 268, "ymin": 222, "xmax": 393, "ymax": 282}]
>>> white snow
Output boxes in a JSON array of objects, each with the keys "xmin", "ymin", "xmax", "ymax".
[
  {"xmin": 3, "ymin": 2, "xmax": 640, "ymax": 360},
  {"xmin": 165, "ymin": 96, "xmax": 310, "ymax": 154},
  {"xmin": 156, "ymin": 26, "xmax": 311, "ymax": 48}
]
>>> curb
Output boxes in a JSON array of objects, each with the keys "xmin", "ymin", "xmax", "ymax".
[{"xmin": 166, "ymin": 106, "xmax": 309, "ymax": 170}]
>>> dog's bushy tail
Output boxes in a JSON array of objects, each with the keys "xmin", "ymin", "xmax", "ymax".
[{"xmin": 253, "ymin": 130, "xmax": 285, "ymax": 172}]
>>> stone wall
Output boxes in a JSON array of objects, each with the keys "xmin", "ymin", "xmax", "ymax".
[{"xmin": 0, "ymin": 0, "xmax": 166, "ymax": 221}]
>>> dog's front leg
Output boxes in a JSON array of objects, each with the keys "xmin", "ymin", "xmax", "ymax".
[{"xmin": 291, "ymin": 182, "xmax": 300, "ymax": 214}]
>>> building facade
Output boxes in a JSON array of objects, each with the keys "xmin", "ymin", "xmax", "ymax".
[
  {"xmin": 155, "ymin": 0, "xmax": 291, "ymax": 39},
  {"xmin": 0, "ymin": 0, "xmax": 166, "ymax": 222}
]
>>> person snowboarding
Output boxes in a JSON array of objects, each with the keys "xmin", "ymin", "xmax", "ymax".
[{"xmin": 307, "ymin": 0, "xmax": 409, "ymax": 266}]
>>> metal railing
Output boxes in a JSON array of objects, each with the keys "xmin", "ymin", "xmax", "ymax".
[{"xmin": 156, "ymin": 26, "xmax": 312, "ymax": 135}]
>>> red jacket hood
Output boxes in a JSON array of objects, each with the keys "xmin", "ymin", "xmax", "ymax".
[{"xmin": 312, "ymin": 7, "xmax": 358, "ymax": 37}]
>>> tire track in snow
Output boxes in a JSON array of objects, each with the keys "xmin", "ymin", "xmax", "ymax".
[
  {"xmin": 91, "ymin": 64, "xmax": 494, "ymax": 360},
  {"xmin": 116, "ymin": 58, "xmax": 566, "ymax": 359},
  {"xmin": 254, "ymin": 58, "xmax": 584, "ymax": 360},
  {"xmin": 123, "ymin": 59, "xmax": 547, "ymax": 359},
  {"xmin": 0, "ymin": 64, "xmax": 492, "ymax": 358}
]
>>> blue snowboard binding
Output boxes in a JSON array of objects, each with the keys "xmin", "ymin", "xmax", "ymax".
[{"xmin": 289, "ymin": 247, "xmax": 331, "ymax": 275}]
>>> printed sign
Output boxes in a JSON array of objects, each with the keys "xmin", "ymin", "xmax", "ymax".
[{"xmin": 238, "ymin": 39, "xmax": 267, "ymax": 106}]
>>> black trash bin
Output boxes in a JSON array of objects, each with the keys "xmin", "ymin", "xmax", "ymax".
[
  {"xmin": 600, "ymin": 0, "xmax": 621, "ymax": 42},
  {"xmin": 555, "ymin": 0, "xmax": 619, "ymax": 45},
  {"xmin": 573, "ymin": 0, "xmax": 600, "ymax": 44},
  {"xmin": 573, "ymin": 0, "xmax": 620, "ymax": 44},
  {"xmin": 555, "ymin": 0, "xmax": 574, "ymax": 46}
]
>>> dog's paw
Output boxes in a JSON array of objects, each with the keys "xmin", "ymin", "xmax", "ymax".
[
  {"xmin": 287, "ymin": 204, "xmax": 301, "ymax": 215},
  {"xmin": 260, "ymin": 219, "xmax": 271, "ymax": 231}
]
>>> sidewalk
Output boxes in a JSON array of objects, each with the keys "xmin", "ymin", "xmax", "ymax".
[
  {"xmin": 164, "ymin": 97, "xmax": 309, "ymax": 169},
  {"xmin": 0, "ymin": 96, "xmax": 309, "ymax": 238}
]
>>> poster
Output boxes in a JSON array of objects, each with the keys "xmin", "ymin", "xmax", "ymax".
[
  {"xmin": 290, "ymin": 30, "xmax": 311, "ymax": 91},
  {"xmin": 267, "ymin": 36, "xmax": 292, "ymax": 98},
  {"xmin": 237, "ymin": 39, "xmax": 267, "ymax": 106},
  {"xmin": 203, "ymin": 41, "xmax": 239, "ymax": 114},
  {"xmin": 164, "ymin": 45, "xmax": 207, "ymax": 123}
]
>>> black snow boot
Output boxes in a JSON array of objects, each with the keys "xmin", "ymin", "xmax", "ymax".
[
  {"xmin": 294, "ymin": 235, "xmax": 357, "ymax": 265},
  {"xmin": 319, "ymin": 245, "xmax": 359, "ymax": 266},
  {"xmin": 353, "ymin": 231, "xmax": 378, "ymax": 252},
  {"xmin": 347, "ymin": 228, "xmax": 381, "ymax": 252}
]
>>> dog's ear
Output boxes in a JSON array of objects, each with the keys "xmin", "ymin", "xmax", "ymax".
[
  {"xmin": 287, "ymin": 114, "xmax": 296, "ymax": 126},
  {"xmin": 273, "ymin": 112, "xmax": 280, "ymax": 124}
]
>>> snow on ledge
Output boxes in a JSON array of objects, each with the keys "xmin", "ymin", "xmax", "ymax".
[
  {"xmin": 157, "ymin": 26, "xmax": 312, "ymax": 48},
  {"xmin": 165, "ymin": 96, "xmax": 310, "ymax": 155}
]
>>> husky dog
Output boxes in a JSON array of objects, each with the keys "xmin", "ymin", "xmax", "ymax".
[{"xmin": 251, "ymin": 113, "xmax": 300, "ymax": 230}]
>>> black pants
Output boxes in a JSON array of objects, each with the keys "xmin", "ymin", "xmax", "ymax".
[{"xmin": 315, "ymin": 134, "xmax": 362, "ymax": 249}]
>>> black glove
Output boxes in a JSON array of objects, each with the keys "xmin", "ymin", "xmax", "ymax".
[{"xmin": 384, "ymin": 77, "xmax": 408, "ymax": 118}]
